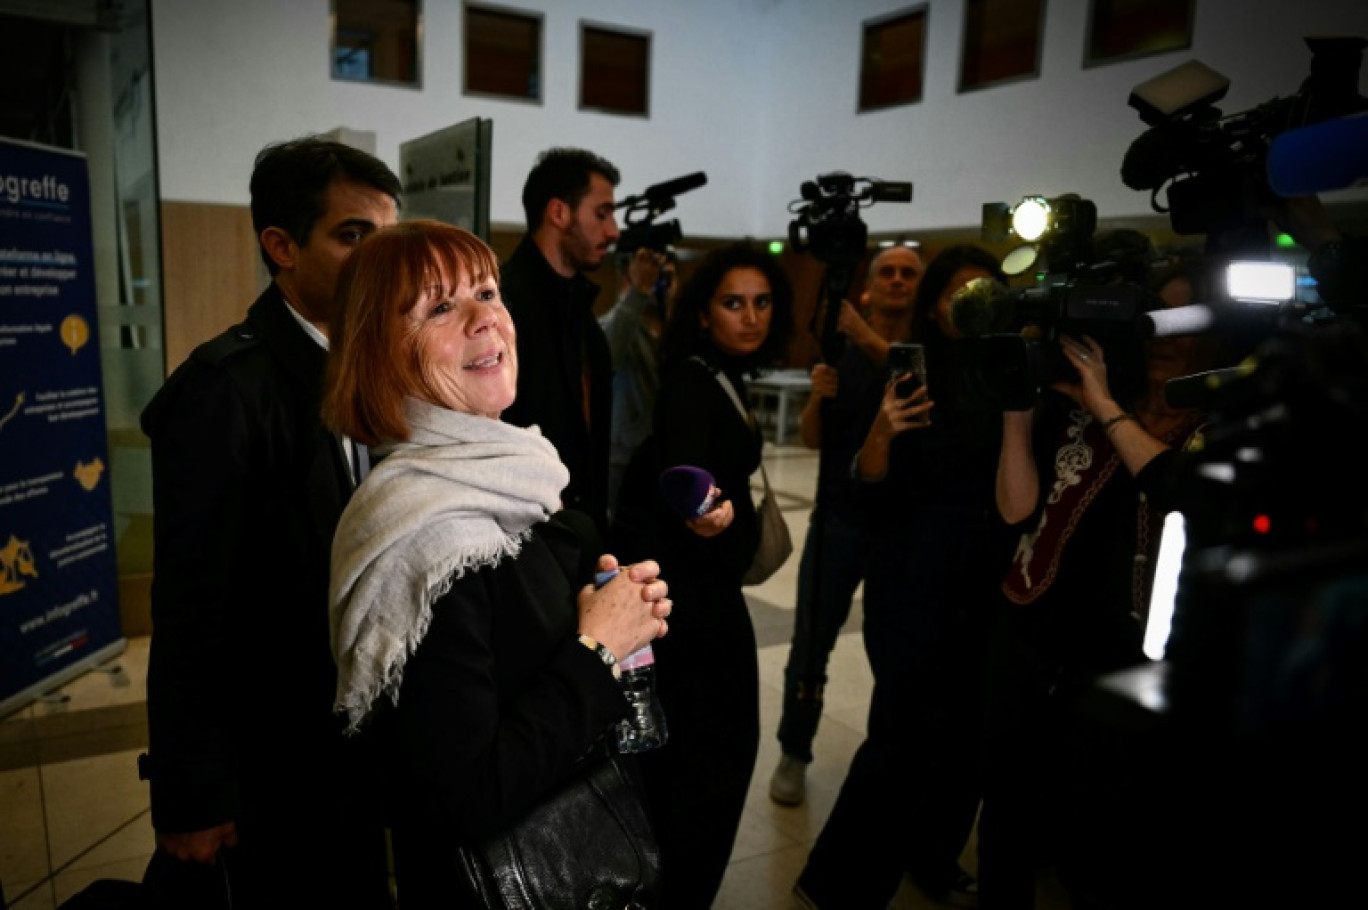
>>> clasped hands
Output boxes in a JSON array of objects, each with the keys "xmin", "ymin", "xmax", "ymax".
[{"xmin": 580, "ymin": 557, "xmax": 673, "ymax": 661}]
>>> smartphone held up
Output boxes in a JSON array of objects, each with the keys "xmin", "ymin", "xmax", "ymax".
[{"xmin": 887, "ymin": 342, "xmax": 927, "ymax": 398}]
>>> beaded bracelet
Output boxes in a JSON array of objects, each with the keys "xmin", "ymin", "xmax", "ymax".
[{"xmin": 1101, "ymin": 413, "xmax": 1138, "ymax": 434}]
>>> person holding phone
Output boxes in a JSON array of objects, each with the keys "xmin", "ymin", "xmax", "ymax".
[
  {"xmin": 798, "ymin": 244, "xmax": 1013, "ymax": 908},
  {"xmin": 769, "ymin": 244, "xmax": 924, "ymax": 808},
  {"xmin": 886, "ymin": 341, "xmax": 929, "ymax": 421}
]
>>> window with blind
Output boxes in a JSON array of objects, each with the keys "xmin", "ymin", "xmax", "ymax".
[
  {"xmin": 464, "ymin": 2, "xmax": 543, "ymax": 102},
  {"xmin": 859, "ymin": 6, "xmax": 928, "ymax": 112},
  {"xmin": 332, "ymin": 0, "xmax": 421, "ymax": 87},
  {"xmin": 580, "ymin": 23, "xmax": 651, "ymax": 116},
  {"xmin": 960, "ymin": 0, "xmax": 1045, "ymax": 93}
]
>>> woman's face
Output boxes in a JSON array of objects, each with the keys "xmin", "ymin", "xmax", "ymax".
[
  {"xmin": 700, "ymin": 267, "xmax": 773, "ymax": 357},
  {"xmin": 405, "ymin": 265, "xmax": 518, "ymax": 418},
  {"xmin": 933, "ymin": 266, "xmax": 993, "ymax": 339}
]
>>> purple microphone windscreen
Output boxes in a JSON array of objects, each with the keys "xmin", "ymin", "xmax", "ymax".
[{"xmin": 659, "ymin": 466, "xmax": 717, "ymax": 520}]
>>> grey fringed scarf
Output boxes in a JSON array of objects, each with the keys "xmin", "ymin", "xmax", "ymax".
[{"xmin": 330, "ymin": 397, "xmax": 569, "ymax": 733}]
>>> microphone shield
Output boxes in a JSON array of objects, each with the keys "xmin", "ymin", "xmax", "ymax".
[{"xmin": 658, "ymin": 466, "xmax": 717, "ymax": 520}]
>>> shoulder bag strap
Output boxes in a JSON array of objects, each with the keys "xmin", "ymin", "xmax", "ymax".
[
  {"xmin": 690, "ymin": 355, "xmax": 751, "ymax": 424},
  {"xmin": 689, "ymin": 356, "xmax": 769, "ymax": 498}
]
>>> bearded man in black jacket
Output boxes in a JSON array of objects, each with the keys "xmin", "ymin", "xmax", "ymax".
[{"xmin": 499, "ymin": 147, "xmax": 622, "ymax": 538}]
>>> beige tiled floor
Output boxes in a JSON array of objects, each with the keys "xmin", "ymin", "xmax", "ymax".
[
  {"xmin": 0, "ymin": 443, "xmax": 1016, "ymax": 910},
  {"xmin": 1, "ymin": 637, "xmax": 153, "ymax": 909},
  {"xmin": 715, "ymin": 445, "xmax": 987, "ymax": 910}
]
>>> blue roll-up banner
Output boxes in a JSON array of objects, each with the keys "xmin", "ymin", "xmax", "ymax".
[{"xmin": 1, "ymin": 137, "xmax": 124, "ymax": 717}]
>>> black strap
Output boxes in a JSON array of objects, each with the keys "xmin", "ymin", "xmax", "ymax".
[
  {"xmin": 338, "ymin": 434, "xmax": 369, "ymax": 487},
  {"xmin": 353, "ymin": 439, "xmax": 370, "ymax": 484}
]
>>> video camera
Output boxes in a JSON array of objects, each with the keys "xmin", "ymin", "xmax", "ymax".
[
  {"xmin": 963, "ymin": 282, "xmax": 1155, "ymax": 410},
  {"xmin": 954, "ymin": 196, "xmax": 1161, "ymax": 410},
  {"xmin": 953, "ymin": 37, "xmax": 1368, "ymax": 910},
  {"xmin": 1136, "ymin": 311, "xmax": 1368, "ymax": 910},
  {"xmin": 788, "ymin": 172, "xmax": 912, "ymax": 266},
  {"xmin": 1120, "ymin": 36, "xmax": 1368, "ymax": 247},
  {"xmin": 614, "ymin": 171, "xmax": 707, "ymax": 255},
  {"xmin": 788, "ymin": 172, "xmax": 912, "ymax": 362}
]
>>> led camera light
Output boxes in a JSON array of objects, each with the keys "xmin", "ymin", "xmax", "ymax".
[
  {"xmin": 1011, "ymin": 196, "xmax": 1052, "ymax": 243},
  {"xmin": 1226, "ymin": 261, "xmax": 1296, "ymax": 303}
]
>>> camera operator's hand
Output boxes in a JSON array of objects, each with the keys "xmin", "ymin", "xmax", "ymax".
[
  {"xmin": 1053, "ymin": 333, "xmax": 1119, "ymax": 416},
  {"xmin": 835, "ymin": 298, "xmax": 892, "ymax": 363},
  {"xmin": 855, "ymin": 379, "xmax": 932, "ymax": 481},
  {"xmin": 1056, "ymin": 333, "xmax": 1177, "ymax": 476},
  {"xmin": 628, "ymin": 248, "xmax": 665, "ymax": 295},
  {"xmin": 837, "ymin": 298, "xmax": 875, "ymax": 342},
  {"xmin": 810, "ymin": 364, "xmax": 838, "ymax": 400},
  {"xmin": 798, "ymin": 364, "xmax": 839, "ymax": 448}
]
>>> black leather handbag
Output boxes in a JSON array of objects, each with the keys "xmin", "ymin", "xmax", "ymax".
[{"xmin": 457, "ymin": 755, "xmax": 661, "ymax": 909}]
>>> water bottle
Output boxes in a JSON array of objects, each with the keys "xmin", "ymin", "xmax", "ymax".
[
  {"xmin": 614, "ymin": 644, "xmax": 668, "ymax": 752},
  {"xmin": 595, "ymin": 570, "xmax": 669, "ymax": 753}
]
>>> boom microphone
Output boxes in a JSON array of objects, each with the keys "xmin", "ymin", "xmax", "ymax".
[
  {"xmin": 1266, "ymin": 112, "xmax": 1368, "ymax": 196},
  {"xmin": 617, "ymin": 172, "xmax": 708, "ymax": 209}
]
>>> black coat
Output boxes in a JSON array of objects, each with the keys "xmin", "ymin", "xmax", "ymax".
[
  {"xmin": 499, "ymin": 236, "xmax": 613, "ymax": 536},
  {"xmin": 379, "ymin": 514, "xmax": 632, "ymax": 908},
  {"xmin": 618, "ymin": 353, "xmax": 765, "ymax": 909},
  {"xmin": 140, "ymin": 285, "xmax": 389, "ymax": 905}
]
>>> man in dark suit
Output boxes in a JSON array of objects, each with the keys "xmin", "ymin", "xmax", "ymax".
[
  {"xmin": 139, "ymin": 136, "xmax": 400, "ymax": 907},
  {"xmin": 499, "ymin": 147, "xmax": 621, "ymax": 537}
]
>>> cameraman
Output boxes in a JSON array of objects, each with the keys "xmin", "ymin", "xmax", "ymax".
[
  {"xmin": 600, "ymin": 245, "xmax": 679, "ymax": 519},
  {"xmin": 979, "ymin": 241, "xmax": 1232, "ymax": 909}
]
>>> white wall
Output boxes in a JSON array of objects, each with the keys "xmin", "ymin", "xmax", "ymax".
[
  {"xmin": 151, "ymin": 0, "xmax": 1368, "ymax": 240},
  {"xmin": 151, "ymin": 0, "xmax": 769, "ymax": 237}
]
